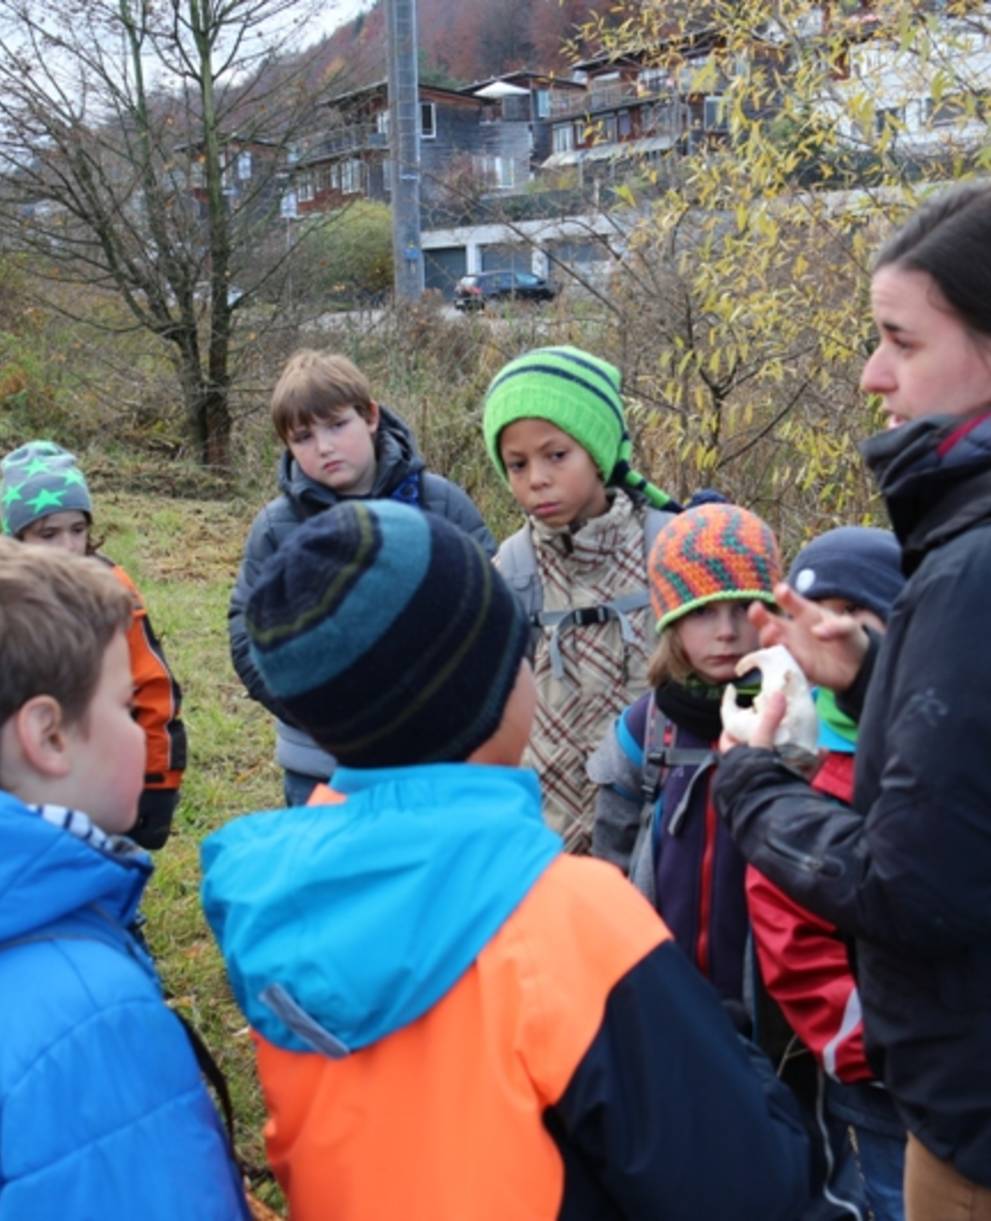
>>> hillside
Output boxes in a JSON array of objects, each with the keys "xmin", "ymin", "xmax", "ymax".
[{"xmin": 306, "ymin": 0, "xmax": 598, "ymax": 91}]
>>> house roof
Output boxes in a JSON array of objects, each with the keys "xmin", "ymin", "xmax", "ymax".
[
  {"xmin": 542, "ymin": 133, "xmax": 676, "ymax": 169},
  {"xmin": 472, "ymin": 80, "xmax": 530, "ymax": 98}
]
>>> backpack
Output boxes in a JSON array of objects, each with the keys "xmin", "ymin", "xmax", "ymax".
[
  {"xmin": 627, "ymin": 697, "xmax": 714, "ymax": 893},
  {"xmin": 497, "ymin": 505, "xmax": 675, "ymax": 679}
]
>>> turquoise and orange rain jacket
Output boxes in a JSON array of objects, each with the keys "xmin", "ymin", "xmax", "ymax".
[{"xmin": 202, "ymin": 763, "xmax": 810, "ymax": 1221}]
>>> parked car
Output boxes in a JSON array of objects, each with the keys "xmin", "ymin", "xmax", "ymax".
[{"xmin": 454, "ymin": 270, "xmax": 557, "ymax": 310}]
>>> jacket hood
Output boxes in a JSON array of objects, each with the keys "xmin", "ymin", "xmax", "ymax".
[
  {"xmin": 861, "ymin": 410, "xmax": 991, "ymax": 571},
  {"xmin": 201, "ymin": 764, "xmax": 560, "ymax": 1057},
  {"xmin": 0, "ymin": 792, "xmax": 151, "ymax": 943},
  {"xmin": 277, "ymin": 404, "xmax": 425, "ymax": 516}
]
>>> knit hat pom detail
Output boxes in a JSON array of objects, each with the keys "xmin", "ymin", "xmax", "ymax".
[
  {"xmin": 788, "ymin": 525, "xmax": 904, "ymax": 622},
  {"xmin": 483, "ymin": 345, "xmax": 675, "ymax": 510},
  {"xmin": 649, "ymin": 504, "xmax": 781, "ymax": 632}
]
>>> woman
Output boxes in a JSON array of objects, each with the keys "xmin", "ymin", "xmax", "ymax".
[{"xmin": 715, "ymin": 184, "xmax": 991, "ymax": 1219}]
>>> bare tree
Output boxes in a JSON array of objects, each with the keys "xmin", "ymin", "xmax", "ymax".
[{"xmin": 0, "ymin": 0, "xmax": 345, "ymax": 466}]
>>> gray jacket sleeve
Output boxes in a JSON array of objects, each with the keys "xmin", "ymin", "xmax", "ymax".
[
  {"xmin": 421, "ymin": 472, "xmax": 496, "ymax": 558},
  {"xmin": 228, "ymin": 505, "xmax": 287, "ymax": 717},
  {"xmin": 588, "ymin": 723, "xmax": 645, "ymax": 875}
]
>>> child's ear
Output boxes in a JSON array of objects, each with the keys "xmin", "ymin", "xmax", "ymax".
[
  {"xmin": 12, "ymin": 695, "xmax": 73, "ymax": 779},
  {"xmin": 367, "ymin": 401, "xmax": 380, "ymax": 434}
]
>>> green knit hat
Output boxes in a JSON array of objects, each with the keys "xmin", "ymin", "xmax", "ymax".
[{"xmin": 483, "ymin": 345, "xmax": 676, "ymax": 509}]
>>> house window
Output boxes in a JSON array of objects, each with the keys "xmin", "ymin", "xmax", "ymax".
[
  {"xmin": 237, "ymin": 151, "xmax": 252, "ymax": 180},
  {"xmin": 704, "ymin": 96, "xmax": 727, "ymax": 131},
  {"xmin": 618, "ymin": 109, "xmax": 632, "ymax": 138},
  {"xmin": 874, "ymin": 104, "xmax": 903, "ymax": 135},
  {"xmin": 420, "ymin": 102, "xmax": 436, "ymax": 138},
  {"xmin": 535, "ymin": 88, "xmax": 550, "ymax": 118},
  {"xmin": 341, "ymin": 158, "xmax": 363, "ymax": 194},
  {"xmin": 639, "ymin": 67, "xmax": 666, "ymax": 93},
  {"xmin": 376, "ymin": 110, "xmax": 390, "ymax": 135},
  {"xmin": 601, "ymin": 114, "xmax": 618, "ymax": 142},
  {"xmin": 930, "ymin": 94, "xmax": 970, "ymax": 126},
  {"xmin": 296, "ymin": 173, "xmax": 314, "ymax": 202},
  {"xmin": 552, "ymin": 123, "xmax": 574, "ymax": 152},
  {"xmin": 472, "ymin": 154, "xmax": 515, "ymax": 188}
]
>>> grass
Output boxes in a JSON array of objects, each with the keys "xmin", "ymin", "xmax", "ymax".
[{"xmin": 95, "ymin": 490, "xmax": 286, "ymax": 1211}]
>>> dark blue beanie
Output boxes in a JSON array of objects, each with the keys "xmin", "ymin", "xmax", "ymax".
[
  {"xmin": 788, "ymin": 526, "xmax": 905, "ymax": 622},
  {"xmin": 245, "ymin": 500, "xmax": 529, "ymax": 767}
]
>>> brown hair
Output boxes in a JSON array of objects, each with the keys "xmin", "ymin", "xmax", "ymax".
[
  {"xmin": 271, "ymin": 350, "xmax": 374, "ymax": 442},
  {"xmin": 0, "ymin": 539, "xmax": 132, "ymax": 730},
  {"xmin": 646, "ymin": 623, "xmax": 694, "ymax": 688}
]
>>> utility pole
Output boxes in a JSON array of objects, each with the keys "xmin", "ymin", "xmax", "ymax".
[{"xmin": 386, "ymin": 0, "xmax": 424, "ymax": 301}]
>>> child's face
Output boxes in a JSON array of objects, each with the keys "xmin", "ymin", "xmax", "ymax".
[
  {"xmin": 816, "ymin": 596, "xmax": 886, "ymax": 635},
  {"xmin": 287, "ymin": 404, "xmax": 379, "ymax": 496},
  {"xmin": 674, "ymin": 601, "xmax": 759, "ymax": 686},
  {"xmin": 63, "ymin": 630, "xmax": 145, "ymax": 835},
  {"xmin": 20, "ymin": 510, "xmax": 89, "ymax": 556},
  {"xmin": 499, "ymin": 419, "xmax": 608, "ymax": 529}
]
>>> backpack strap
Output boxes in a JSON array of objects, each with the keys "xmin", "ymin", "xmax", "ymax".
[
  {"xmin": 499, "ymin": 505, "xmax": 678, "ymax": 679},
  {"xmin": 639, "ymin": 702, "xmax": 714, "ymax": 828}
]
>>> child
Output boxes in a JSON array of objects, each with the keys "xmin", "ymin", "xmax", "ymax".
[
  {"xmin": 202, "ymin": 499, "xmax": 809, "ymax": 1221},
  {"xmin": 746, "ymin": 525, "xmax": 907, "ymax": 1221},
  {"xmin": 0, "ymin": 540, "xmax": 247, "ymax": 1219},
  {"xmin": 229, "ymin": 349, "xmax": 496, "ymax": 807},
  {"xmin": 483, "ymin": 345, "xmax": 680, "ymax": 852},
  {"xmin": 589, "ymin": 503, "xmax": 779, "ymax": 1004},
  {"xmin": 0, "ymin": 441, "xmax": 186, "ymax": 849}
]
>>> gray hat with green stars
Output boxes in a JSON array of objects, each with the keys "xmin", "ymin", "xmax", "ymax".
[{"xmin": 1, "ymin": 441, "xmax": 92, "ymax": 537}]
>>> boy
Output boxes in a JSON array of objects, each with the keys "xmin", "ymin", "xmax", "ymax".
[
  {"xmin": 483, "ymin": 345, "xmax": 680, "ymax": 851},
  {"xmin": 0, "ymin": 440, "xmax": 186, "ymax": 850},
  {"xmin": 0, "ymin": 540, "xmax": 246, "ymax": 1219},
  {"xmin": 202, "ymin": 500, "xmax": 810, "ymax": 1221},
  {"xmin": 229, "ymin": 349, "xmax": 495, "ymax": 806}
]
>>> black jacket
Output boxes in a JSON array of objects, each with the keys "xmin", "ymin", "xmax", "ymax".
[
  {"xmin": 229, "ymin": 405, "xmax": 496, "ymax": 777},
  {"xmin": 714, "ymin": 410, "xmax": 991, "ymax": 1186}
]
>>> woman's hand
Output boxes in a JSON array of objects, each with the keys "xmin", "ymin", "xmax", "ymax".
[
  {"xmin": 719, "ymin": 690, "xmax": 787, "ymax": 754},
  {"xmin": 719, "ymin": 689, "xmax": 821, "ymax": 779},
  {"xmin": 749, "ymin": 584, "xmax": 870, "ymax": 693}
]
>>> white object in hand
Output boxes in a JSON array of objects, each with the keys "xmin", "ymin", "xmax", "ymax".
[{"xmin": 720, "ymin": 644, "xmax": 819, "ymax": 764}]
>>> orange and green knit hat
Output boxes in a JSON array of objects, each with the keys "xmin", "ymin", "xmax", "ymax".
[{"xmin": 649, "ymin": 503, "xmax": 781, "ymax": 632}]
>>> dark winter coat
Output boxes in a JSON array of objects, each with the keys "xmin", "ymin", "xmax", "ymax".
[
  {"xmin": 715, "ymin": 409, "xmax": 991, "ymax": 1186},
  {"xmin": 229, "ymin": 405, "xmax": 496, "ymax": 781}
]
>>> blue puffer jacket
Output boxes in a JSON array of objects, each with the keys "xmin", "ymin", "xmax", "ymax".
[{"xmin": 0, "ymin": 794, "xmax": 248, "ymax": 1220}]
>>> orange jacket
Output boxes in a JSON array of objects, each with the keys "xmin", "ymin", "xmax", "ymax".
[
  {"xmin": 226, "ymin": 783, "xmax": 809, "ymax": 1221},
  {"xmin": 106, "ymin": 560, "xmax": 186, "ymax": 791}
]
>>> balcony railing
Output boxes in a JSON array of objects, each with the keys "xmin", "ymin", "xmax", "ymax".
[
  {"xmin": 549, "ymin": 81, "xmax": 668, "ymax": 119},
  {"xmin": 302, "ymin": 124, "xmax": 389, "ymax": 160}
]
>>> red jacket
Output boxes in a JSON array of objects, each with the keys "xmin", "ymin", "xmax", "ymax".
[{"xmin": 746, "ymin": 751, "xmax": 873, "ymax": 1083}]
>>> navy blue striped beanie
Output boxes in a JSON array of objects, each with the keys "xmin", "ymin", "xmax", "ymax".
[{"xmin": 245, "ymin": 500, "xmax": 529, "ymax": 767}]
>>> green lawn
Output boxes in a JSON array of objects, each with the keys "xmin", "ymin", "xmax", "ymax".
[{"xmin": 96, "ymin": 490, "xmax": 286, "ymax": 1211}]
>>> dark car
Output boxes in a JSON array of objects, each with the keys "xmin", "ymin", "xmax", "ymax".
[{"xmin": 453, "ymin": 270, "xmax": 557, "ymax": 310}]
